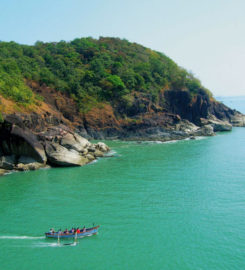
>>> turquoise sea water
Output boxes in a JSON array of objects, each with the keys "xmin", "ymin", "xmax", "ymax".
[{"xmin": 0, "ymin": 98, "xmax": 245, "ymax": 270}]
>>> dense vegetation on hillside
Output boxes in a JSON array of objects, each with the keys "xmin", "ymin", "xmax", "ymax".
[{"xmin": 0, "ymin": 37, "xmax": 212, "ymax": 111}]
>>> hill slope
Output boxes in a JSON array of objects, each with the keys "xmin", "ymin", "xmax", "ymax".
[
  {"xmin": 0, "ymin": 37, "xmax": 210, "ymax": 108},
  {"xmin": 1, "ymin": 37, "xmax": 245, "ymax": 175},
  {"xmin": 0, "ymin": 37, "xmax": 244, "ymax": 140}
]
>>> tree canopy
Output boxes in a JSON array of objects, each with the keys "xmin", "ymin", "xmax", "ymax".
[{"xmin": 0, "ymin": 37, "xmax": 212, "ymax": 109}]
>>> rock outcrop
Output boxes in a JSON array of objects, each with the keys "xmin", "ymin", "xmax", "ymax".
[
  {"xmin": 71, "ymin": 90, "xmax": 244, "ymax": 140},
  {"xmin": 200, "ymin": 116, "xmax": 232, "ymax": 132},
  {"xmin": 1, "ymin": 115, "xmax": 47, "ymax": 163},
  {"xmin": 230, "ymin": 112, "xmax": 245, "ymax": 127},
  {"xmin": 45, "ymin": 142, "xmax": 89, "ymax": 166},
  {"xmin": 0, "ymin": 115, "xmax": 110, "ymax": 175}
]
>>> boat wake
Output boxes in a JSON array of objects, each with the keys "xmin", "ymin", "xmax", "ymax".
[
  {"xmin": 0, "ymin": 235, "xmax": 45, "ymax": 240},
  {"xmin": 32, "ymin": 242, "xmax": 78, "ymax": 248},
  {"xmin": 0, "ymin": 236, "xmax": 78, "ymax": 248}
]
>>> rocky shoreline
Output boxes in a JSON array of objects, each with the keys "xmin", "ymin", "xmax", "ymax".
[
  {"xmin": 0, "ymin": 96, "xmax": 244, "ymax": 176},
  {"xmin": 73, "ymin": 90, "xmax": 245, "ymax": 141},
  {"xmin": 0, "ymin": 115, "xmax": 110, "ymax": 176},
  {"xmin": 77, "ymin": 111, "xmax": 244, "ymax": 141}
]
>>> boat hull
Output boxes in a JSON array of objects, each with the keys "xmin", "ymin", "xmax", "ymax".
[{"xmin": 45, "ymin": 226, "xmax": 99, "ymax": 239}]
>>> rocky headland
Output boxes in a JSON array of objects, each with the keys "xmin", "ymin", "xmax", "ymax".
[
  {"xmin": 77, "ymin": 89, "xmax": 245, "ymax": 141},
  {"xmin": 0, "ymin": 38, "xmax": 244, "ymax": 176},
  {"xmin": 0, "ymin": 88, "xmax": 244, "ymax": 176}
]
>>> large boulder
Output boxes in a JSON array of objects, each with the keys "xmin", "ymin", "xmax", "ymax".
[
  {"xmin": 206, "ymin": 117, "xmax": 232, "ymax": 132},
  {"xmin": 199, "ymin": 125, "xmax": 215, "ymax": 136},
  {"xmin": 60, "ymin": 133, "xmax": 90, "ymax": 152},
  {"xmin": 42, "ymin": 126, "xmax": 110, "ymax": 166},
  {"xmin": 45, "ymin": 142, "xmax": 89, "ymax": 167},
  {"xmin": 212, "ymin": 121, "xmax": 232, "ymax": 132},
  {"xmin": 95, "ymin": 142, "xmax": 110, "ymax": 152},
  {"xmin": 0, "ymin": 119, "xmax": 110, "ymax": 173},
  {"xmin": 175, "ymin": 120, "xmax": 200, "ymax": 135}
]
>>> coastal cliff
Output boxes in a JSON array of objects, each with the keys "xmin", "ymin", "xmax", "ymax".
[{"xmin": 0, "ymin": 37, "xmax": 244, "ymax": 175}]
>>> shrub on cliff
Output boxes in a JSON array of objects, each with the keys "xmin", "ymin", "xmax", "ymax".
[{"xmin": 0, "ymin": 58, "xmax": 34, "ymax": 105}]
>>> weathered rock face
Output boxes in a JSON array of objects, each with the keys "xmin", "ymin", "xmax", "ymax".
[
  {"xmin": 163, "ymin": 90, "xmax": 244, "ymax": 128},
  {"xmin": 74, "ymin": 90, "xmax": 244, "ymax": 140},
  {"xmin": 200, "ymin": 117, "xmax": 232, "ymax": 132},
  {"xmin": 0, "ymin": 115, "xmax": 110, "ymax": 174},
  {"xmin": 38, "ymin": 125, "xmax": 109, "ymax": 167},
  {"xmin": 164, "ymin": 90, "xmax": 210, "ymax": 123},
  {"xmin": 95, "ymin": 142, "xmax": 110, "ymax": 152},
  {"xmin": 230, "ymin": 112, "xmax": 245, "ymax": 127},
  {"xmin": 77, "ymin": 106, "xmax": 219, "ymax": 141},
  {"xmin": 60, "ymin": 133, "xmax": 91, "ymax": 152},
  {"xmin": 209, "ymin": 119, "xmax": 232, "ymax": 132},
  {"xmin": 175, "ymin": 119, "xmax": 200, "ymax": 134},
  {"xmin": 45, "ymin": 142, "xmax": 89, "ymax": 166},
  {"xmin": 207, "ymin": 100, "xmax": 236, "ymax": 122},
  {"xmin": 0, "ymin": 116, "xmax": 47, "ymax": 163}
]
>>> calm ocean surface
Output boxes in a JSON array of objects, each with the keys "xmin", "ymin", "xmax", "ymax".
[{"xmin": 0, "ymin": 97, "xmax": 244, "ymax": 270}]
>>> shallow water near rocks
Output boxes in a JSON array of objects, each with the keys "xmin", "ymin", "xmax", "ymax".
[{"xmin": 1, "ymin": 98, "xmax": 245, "ymax": 270}]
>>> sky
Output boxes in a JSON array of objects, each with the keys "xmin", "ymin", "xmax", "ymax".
[{"xmin": 0, "ymin": 0, "xmax": 245, "ymax": 96}]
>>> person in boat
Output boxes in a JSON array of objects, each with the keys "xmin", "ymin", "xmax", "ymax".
[
  {"xmin": 64, "ymin": 229, "xmax": 69, "ymax": 234},
  {"xmin": 76, "ymin": 228, "xmax": 80, "ymax": 233},
  {"xmin": 49, "ymin": 228, "xmax": 55, "ymax": 234},
  {"xmin": 82, "ymin": 226, "xmax": 86, "ymax": 233}
]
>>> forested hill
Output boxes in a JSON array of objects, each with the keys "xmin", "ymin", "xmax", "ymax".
[
  {"xmin": 2, "ymin": 36, "xmax": 243, "ymax": 141},
  {"xmin": 0, "ymin": 37, "xmax": 211, "ymax": 112},
  {"xmin": 0, "ymin": 38, "xmax": 245, "ymax": 175},
  {"xmin": 0, "ymin": 37, "xmax": 244, "ymax": 175}
]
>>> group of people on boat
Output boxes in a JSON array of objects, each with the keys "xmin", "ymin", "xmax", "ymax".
[{"xmin": 49, "ymin": 226, "xmax": 86, "ymax": 235}]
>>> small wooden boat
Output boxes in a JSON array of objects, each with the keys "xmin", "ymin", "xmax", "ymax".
[{"xmin": 45, "ymin": 225, "xmax": 100, "ymax": 239}]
